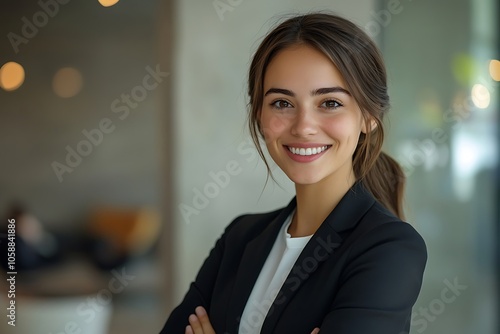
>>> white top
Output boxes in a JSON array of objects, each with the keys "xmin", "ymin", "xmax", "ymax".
[{"xmin": 239, "ymin": 211, "xmax": 313, "ymax": 333}]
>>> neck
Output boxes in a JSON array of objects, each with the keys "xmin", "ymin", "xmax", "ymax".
[{"xmin": 288, "ymin": 171, "xmax": 356, "ymax": 237}]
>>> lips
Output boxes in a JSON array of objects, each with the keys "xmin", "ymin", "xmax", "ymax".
[{"xmin": 283, "ymin": 144, "xmax": 332, "ymax": 163}]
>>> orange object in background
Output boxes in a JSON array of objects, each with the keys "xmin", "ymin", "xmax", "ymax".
[{"xmin": 87, "ymin": 207, "xmax": 160, "ymax": 258}]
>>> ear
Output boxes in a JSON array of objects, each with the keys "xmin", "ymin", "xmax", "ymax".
[{"xmin": 361, "ymin": 116, "xmax": 378, "ymax": 134}]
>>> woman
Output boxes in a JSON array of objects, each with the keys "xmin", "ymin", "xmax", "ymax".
[{"xmin": 161, "ymin": 12, "xmax": 427, "ymax": 334}]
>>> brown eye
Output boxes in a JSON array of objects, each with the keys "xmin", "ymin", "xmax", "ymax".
[
  {"xmin": 321, "ymin": 99, "xmax": 342, "ymax": 109},
  {"xmin": 271, "ymin": 100, "xmax": 292, "ymax": 109}
]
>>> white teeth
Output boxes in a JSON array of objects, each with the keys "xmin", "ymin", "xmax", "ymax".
[{"xmin": 288, "ymin": 145, "xmax": 329, "ymax": 156}]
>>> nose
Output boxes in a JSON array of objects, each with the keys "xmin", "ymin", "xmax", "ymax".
[{"xmin": 291, "ymin": 108, "xmax": 318, "ymax": 137}]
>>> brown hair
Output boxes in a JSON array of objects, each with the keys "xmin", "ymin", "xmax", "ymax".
[{"xmin": 247, "ymin": 12, "xmax": 406, "ymax": 219}]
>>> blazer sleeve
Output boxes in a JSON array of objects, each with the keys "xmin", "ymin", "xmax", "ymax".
[
  {"xmin": 319, "ymin": 221, "xmax": 427, "ymax": 334},
  {"xmin": 159, "ymin": 215, "xmax": 244, "ymax": 333}
]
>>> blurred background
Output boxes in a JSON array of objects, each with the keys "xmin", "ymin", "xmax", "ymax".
[{"xmin": 0, "ymin": 0, "xmax": 498, "ymax": 333}]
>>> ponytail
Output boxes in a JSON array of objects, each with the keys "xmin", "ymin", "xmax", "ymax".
[{"xmin": 360, "ymin": 151, "xmax": 406, "ymax": 220}]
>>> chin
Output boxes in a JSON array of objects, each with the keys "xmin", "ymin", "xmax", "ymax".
[{"xmin": 284, "ymin": 170, "xmax": 329, "ymax": 185}]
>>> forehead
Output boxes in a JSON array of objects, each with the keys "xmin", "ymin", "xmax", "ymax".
[{"xmin": 263, "ymin": 44, "xmax": 347, "ymax": 90}]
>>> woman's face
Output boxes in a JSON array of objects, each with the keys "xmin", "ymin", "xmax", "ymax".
[{"xmin": 260, "ymin": 44, "xmax": 367, "ymax": 186}]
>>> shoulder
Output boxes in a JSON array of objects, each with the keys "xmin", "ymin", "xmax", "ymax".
[
  {"xmin": 366, "ymin": 201, "xmax": 426, "ymax": 247},
  {"xmin": 347, "ymin": 201, "xmax": 427, "ymax": 271}
]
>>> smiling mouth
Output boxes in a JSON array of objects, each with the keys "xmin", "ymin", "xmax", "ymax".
[{"xmin": 286, "ymin": 145, "xmax": 332, "ymax": 156}]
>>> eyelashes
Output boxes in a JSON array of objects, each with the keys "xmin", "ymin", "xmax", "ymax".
[
  {"xmin": 270, "ymin": 99, "xmax": 293, "ymax": 109},
  {"xmin": 320, "ymin": 99, "xmax": 343, "ymax": 109},
  {"xmin": 269, "ymin": 99, "xmax": 343, "ymax": 110}
]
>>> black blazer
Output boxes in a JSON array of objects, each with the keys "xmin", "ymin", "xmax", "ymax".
[{"xmin": 161, "ymin": 182, "xmax": 427, "ymax": 333}]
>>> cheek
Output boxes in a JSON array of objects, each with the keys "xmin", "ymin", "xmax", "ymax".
[
  {"xmin": 260, "ymin": 113, "xmax": 289, "ymax": 142},
  {"xmin": 323, "ymin": 116, "xmax": 361, "ymax": 144}
]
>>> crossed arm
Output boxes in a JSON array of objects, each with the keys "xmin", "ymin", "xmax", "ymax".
[{"xmin": 184, "ymin": 306, "xmax": 320, "ymax": 334}]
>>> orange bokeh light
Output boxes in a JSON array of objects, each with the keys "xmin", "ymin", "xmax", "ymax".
[
  {"xmin": 52, "ymin": 67, "xmax": 83, "ymax": 98},
  {"xmin": 489, "ymin": 59, "xmax": 500, "ymax": 81},
  {"xmin": 98, "ymin": 0, "xmax": 120, "ymax": 7},
  {"xmin": 0, "ymin": 62, "xmax": 25, "ymax": 91}
]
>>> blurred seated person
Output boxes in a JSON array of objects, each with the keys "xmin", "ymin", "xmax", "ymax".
[{"xmin": 1, "ymin": 203, "xmax": 61, "ymax": 271}]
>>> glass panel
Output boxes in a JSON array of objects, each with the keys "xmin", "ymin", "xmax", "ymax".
[{"xmin": 381, "ymin": 0, "xmax": 498, "ymax": 332}]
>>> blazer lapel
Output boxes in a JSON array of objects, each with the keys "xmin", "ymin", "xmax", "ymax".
[
  {"xmin": 225, "ymin": 198, "xmax": 297, "ymax": 332},
  {"xmin": 260, "ymin": 181, "xmax": 376, "ymax": 333}
]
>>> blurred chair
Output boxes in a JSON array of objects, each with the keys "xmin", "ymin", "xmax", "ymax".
[{"xmin": 85, "ymin": 207, "xmax": 160, "ymax": 270}]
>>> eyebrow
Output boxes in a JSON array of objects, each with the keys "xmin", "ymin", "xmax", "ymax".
[{"xmin": 264, "ymin": 86, "xmax": 351, "ymax": 97}]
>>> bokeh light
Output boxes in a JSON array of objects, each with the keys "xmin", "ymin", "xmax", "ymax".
[
  {"xmin": 0, "ymin": 61, "xmax": 25, "ymax": 91},
  {"xmin": 52, "ymin": 67, "xmax": 83, "ymax": 98},
  {"xmin": 471, "ymin": 83, "xmax": 490, "ymax": 109},
  {"xmin": 489, "ymin": 59, "xmax": 500, "ymax": 81},
  {"xmin": 98, "ymin": 0, "xmax": 120, "ymax": 7},
  {"xmin": 451, "ymin": 53, "xmax": 475, "ymax": 85}
]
